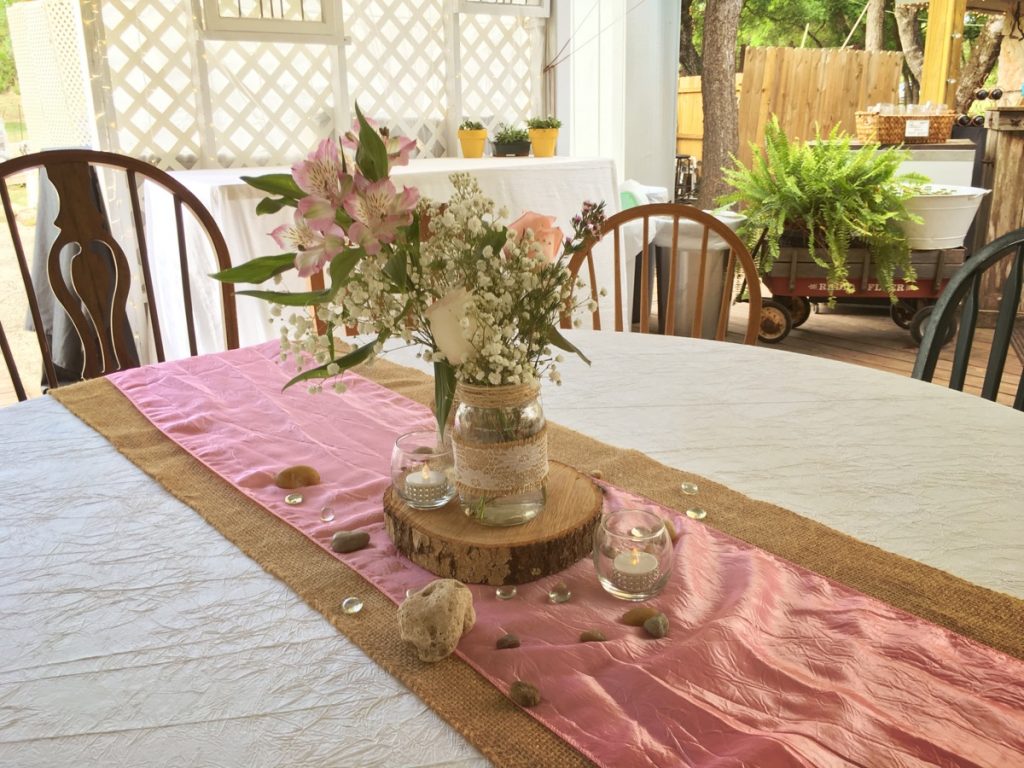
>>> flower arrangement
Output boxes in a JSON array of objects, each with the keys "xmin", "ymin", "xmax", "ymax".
[
  {"xmin": 213, "ymin": 106, "xmax": 605, "ymax": 437},
  {"xmin": 458, "ymin": 119, "xmax": 486, "ymax": 131}
]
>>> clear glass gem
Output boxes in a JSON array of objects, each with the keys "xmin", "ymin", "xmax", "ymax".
[
  {"xmin": 284, "ymin": 492, "xmax": 304, "ymax": 505},
  {"xmin": 685, "ymin": 507, "xmax": 708, "ymax": 520},
  {"xmin": 547, "ymin": 582, "xmax": 571, "ymax": 604},
  {"xmin": 341, "ymin": 597, "xmax": 363, "ymax": 614},
  {"xmin": 405, "ymin": 588, "xmax": 416, "ymax": 599},
  {"xmin": 495, "ymin": 585, "xmax": 517, "ymax": 600},
  {"xmin": 680, "ymin": 482, "xmax": 699, "ymax": 496},
  {"xmin": 319, "ymin": 506, "xmax": 335, "ymax": 522}
]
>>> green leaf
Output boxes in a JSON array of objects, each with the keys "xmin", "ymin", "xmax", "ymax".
[
  {"xmin": 211, "ymin": 253, "xmax": 296, "ymax": 284},
  {"xmin": 255, "ymin": 196, "xmax": 294, "ymax": 215},
  {"xmin": 382, "ymin": 248, "xmax": 409, "ymax": 291},
  {"xmin": 242, "ymin": 173, "xmax": 305, "ymax": 199},
  {"xmin": 546, "ymin": 325, "xmax": 591, "ymax": 365},
  {"xmin": 236, "ymin": 287, "xmax": 332, "ymax": 306},
  {"xmin": 328, "ymin": 248, "xmax": 362, "ymax": 292},
  {"xmin": 354, "ymin": 102, "xmax": 388, "ymax": 182},
  {"xmin": 433, "ymin": 359, "xmax": 456, "ymax": 440},
  {"xmin": 283, "ymin": 335, "xmax": 384, "ymax": 389}
]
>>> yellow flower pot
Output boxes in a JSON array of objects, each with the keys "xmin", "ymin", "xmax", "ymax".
[
  {"xmin": 457, "ymin": 129, "xmax": 488, "ymax": 159},
  {"xmin": 528, "ymin": 128, "xmax": 559, "ymax": 157}
]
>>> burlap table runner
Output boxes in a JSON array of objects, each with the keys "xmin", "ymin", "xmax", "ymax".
[{"xmin": 52, "ymin": 360, "xmax": 1024, "ymax": 768}]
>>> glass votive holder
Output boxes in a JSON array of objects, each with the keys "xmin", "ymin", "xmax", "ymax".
[
  {"xmin": 593, "ymin": 508, "xmax": 674, "ymax": 601},
  {"xmin": 390, "ymin": 429, "xmax": 456, "ymax": 510}
]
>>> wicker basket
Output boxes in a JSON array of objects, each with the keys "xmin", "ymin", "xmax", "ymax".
[{"xmin": 855, "ymin": 111, "xmax": 956, "ymax": 145}]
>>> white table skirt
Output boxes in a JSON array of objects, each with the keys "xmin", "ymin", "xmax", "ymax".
[
  {"xmin": 2, "ymin": 332, "xmax": 1022, "ymax": 766},
  {"xmin": 145, "ymin": 158, "xmax": 621, "ymax": 360}
]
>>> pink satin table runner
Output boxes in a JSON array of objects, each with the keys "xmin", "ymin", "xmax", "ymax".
[{"xmin": 110, "ymin": 342, "xmax": 1024, "ymax": 767}]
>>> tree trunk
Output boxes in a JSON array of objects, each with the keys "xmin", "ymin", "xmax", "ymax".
[
  {"xmin": 679, "ymin": 0, "xmax": 703, "ymax": 76},
  {"xmin": 696, "ymin": 0, "xmax": 743, "ymax": 209},
  {"xmin": 956, "ymin": 16, "xmax": 1004, "ymax": 114},
  {"xmin": 865, "ymin": 0, "xmax": 885, "ymax": 51},
  {"xmin": 895, "ymin": 5, "xmax": 923, "ymax": 103}
]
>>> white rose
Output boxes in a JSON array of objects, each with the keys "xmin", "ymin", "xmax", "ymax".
[{"xmin": 425, "ymin": 287, "xmax": 477, "ymax": 365}]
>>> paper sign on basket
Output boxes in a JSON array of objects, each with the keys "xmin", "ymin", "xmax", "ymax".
[{"xmin": 904, "ymin": 119, "xmax": 930, "ymax": 138}]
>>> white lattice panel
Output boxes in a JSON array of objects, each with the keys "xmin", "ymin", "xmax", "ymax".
[
  {"xmin": 459, "ymin": 13, "xmax": 534, "ymax": 133},
  {"xmin": 98, "ymin": 0, "xmax": 202, "ymax": 168},
  {"xmin": 8, "ymin": 0, "xmax": 94, "ymax": 152},
  {"xmin": 205, "ymin": 40, "xmax": 335, "ymax": 167},
  {"xmin": 341, "ymin": 0, "xmax": 448, "ymax": 157},
  {"xmin": 84, "ymin": 0, "xmax": 547, "ymax": 168}
]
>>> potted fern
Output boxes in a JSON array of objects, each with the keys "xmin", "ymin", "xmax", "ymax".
[
  {"xmin": 527, "ymin": 115, "xmax": 561, "ymax": 157},
  {"xmin": 720, "ymin": 117, "xmax": 927, "ymax": 300},
  {"xmin": 457, "ymin": 119, "xmax": 488, "ymax": 158},
  {"xmin": 491, "ymin": 123, "xmax": 531, "ymax": 157}
]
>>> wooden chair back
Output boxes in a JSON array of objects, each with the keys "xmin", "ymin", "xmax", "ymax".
[
  {"xmin": 563, "ymin": 203, "xmax": 762, "ymax": 344},
  {"xmin": 912, "ymin": 227, "xmax": 1024, "ymax": 410},
  {"xmin": 0, "ymin": 149, "xmax": 238, "ymax": 401}
]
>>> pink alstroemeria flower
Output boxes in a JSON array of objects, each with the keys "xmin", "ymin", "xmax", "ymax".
[
  {"xmin": 341, "ymin": 116, "xmax": 417, "ymax": 168},
  {"xmin": 343, "ymin": 176, "xmax": 419, "ymax": 255},
  {"xmin": 507, "ymin": 211, "xmax": 564, "ymax": 262},
  {"xmin": 291, "ymin": 138, "xmax": 352, "ymax": 227},
  {"xmin": 270, "ymin": 211, "xmax": 347, "ymax": 277}
]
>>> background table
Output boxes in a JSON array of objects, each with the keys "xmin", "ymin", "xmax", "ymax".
[
  {"xmin": 2, "ymin": 333, "xmax": 1021, "ymax": 766},
  {"xmin": 145, "ymin": 158, "xmax": 621, "ymax": 359}
]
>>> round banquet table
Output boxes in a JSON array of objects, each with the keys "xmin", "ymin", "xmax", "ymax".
[{"xmin": 0, "ymin": 331, "xmax": 1020, "ymax": 767}]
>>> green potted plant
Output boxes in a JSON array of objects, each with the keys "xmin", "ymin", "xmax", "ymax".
[
  {"xmin": 526, "ymin": 115, "xmax": 561, "ymax": 157},
  {"xmin": 491, "ymin": 123, "xmax": 531, "ymax": 157},
  {"xmin": 457, "ymin": 119, "xmax": 487, "ymax": 158},
  {"xmin": 720, "ymin": 117, "xmax": 928, "ymax": 301}
]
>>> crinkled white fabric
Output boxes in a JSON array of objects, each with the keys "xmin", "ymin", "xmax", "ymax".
[
  {"xmin": 0, "ymin": 398, "xmax": 488, "ymax": 768},
  {"xmin": 1, "ymin": 330, "xmax": 1022, "ymax": 767}
]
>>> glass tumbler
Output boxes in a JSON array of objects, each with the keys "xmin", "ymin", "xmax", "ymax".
[
  {"xmin": 390, "ymin": 429, "xmax": 456, "ymax": 510},
  {"xmin": 593, "ymin": 508, "xmax": 674, "ymax": 600}
]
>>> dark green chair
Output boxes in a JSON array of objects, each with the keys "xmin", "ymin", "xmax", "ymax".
[{"xmin": 912, "ymin": 227, "xmax": 1024, "ymax": 410}]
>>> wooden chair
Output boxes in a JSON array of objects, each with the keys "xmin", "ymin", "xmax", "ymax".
[
  {"xmin": 912, "ymin": 227, "xmax": 1024, "ymax": 410},
  {"xmin": 0, "ymin": 149, "xmax": 238, "ymax": 401},
  {"xmin": 563, "ymin": 203, "xmax": 762, "ymax": 344}
]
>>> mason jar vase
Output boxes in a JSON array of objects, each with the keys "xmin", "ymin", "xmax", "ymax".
[{"xmin": 451, "ymin": 382, "xmax": 548, "ymax": 526}]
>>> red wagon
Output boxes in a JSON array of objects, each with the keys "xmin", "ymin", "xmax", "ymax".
[{"xmin": 757, "ymin": 245, "xmax": 966, "ymax": 344}]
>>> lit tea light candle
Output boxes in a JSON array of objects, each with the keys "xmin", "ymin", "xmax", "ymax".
[
  {"xmin": 611, "ymin": 548, "xmax": 660, "ymax": 594},
  {"xmin": 405, "ymin": 462, "xmax": 449, "ymax": 506}
]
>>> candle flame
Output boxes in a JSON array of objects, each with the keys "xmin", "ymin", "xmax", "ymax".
[
  {"xmin": 630, "ymin": 548, "xmax": 640, "ymax": 566},
  {"xmin": 421, "ymin": 463, "xmax": 431, "ymax": 480}
]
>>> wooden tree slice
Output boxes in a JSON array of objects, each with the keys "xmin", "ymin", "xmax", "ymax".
[{"xmin": 383, "ymin": 461, "xmax": 603, "ymax": 585}]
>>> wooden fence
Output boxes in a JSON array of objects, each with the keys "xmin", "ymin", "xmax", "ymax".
[
  {"xmin": 677, "ymin": 47, "xmax": 904, "ymax": 165},
  {"xmin": 676, "ymin": 75, "xmax": 742, "ymax": 161},
  {"xmin": 737, "ymin": 47, "xmax": 904, "ymax": 165}
]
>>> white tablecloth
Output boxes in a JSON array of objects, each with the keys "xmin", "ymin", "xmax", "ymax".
[
  {"xmin": 2, "ymin": 333, "xmax": 1022, "ymax": 766},
  {"xmin": 147, "ymin": 158, "xmax": 621, "ymax": 359}
]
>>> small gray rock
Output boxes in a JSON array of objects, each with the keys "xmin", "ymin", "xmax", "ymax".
[
  {"xmin": 496, "ymin": 633, "xmax": 520, "ymax": 650},
  {"xmin": 643, "ymin": 613, "xmax": 669, "ymax": 639},
  {"xmin": 509, "ymin": 680, "xmax": 541, "ymax": 708},
  {"xmin": 331, "ymin": 530, "xmax": 370, "ymax": 553}
]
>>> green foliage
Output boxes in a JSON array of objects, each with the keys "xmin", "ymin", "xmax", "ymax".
[
  {"xmin": 459, "ymin": 119, "xmax": 485, "ymax": 131},
  {"xmin": 719, "ymin": 117, "xmax": 928, "ymax": 299},
  {"xmin": 493, "ymin": 123, "xmax": 529, "ymax": 144},
  {"xmin": 0, "ymin": 2, "xmax": 20, "ymax": 94},
  {"xmin": 526, "ymin": 116, "xmax": 562, "ymax": 129}
]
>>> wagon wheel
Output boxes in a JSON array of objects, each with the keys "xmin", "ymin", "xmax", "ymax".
[
  {"xmin": 909, "ymin": 305, "xmax": 958, "ymax": 347},
  {"xmin": 758, "ymin": 300, "xmax": 793, "ymax": 344},
  {"xmin": 890, "ymin": 299, "xmax": 918, "ymax": 330},
  {"xmin": 787, "ymin": 296, "xmax": 812, "ymax": 328}
]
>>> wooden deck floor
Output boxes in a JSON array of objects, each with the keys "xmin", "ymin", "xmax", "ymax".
[{"xmin": 729, "ymin": 303, "xmax": 1022, "ymax": 408}]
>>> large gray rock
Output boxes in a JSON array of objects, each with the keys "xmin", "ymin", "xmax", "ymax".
[{"xmin": 397, "ymin": 579, "xmax": 475, "ymax": 662}]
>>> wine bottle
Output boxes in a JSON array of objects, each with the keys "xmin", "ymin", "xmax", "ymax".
[
  {"xmin": 971, "ymin": 115, "xmax": 985, "ymax": 127},
  {"xmin": 975, "ymin": 88, "xmax": 989, "ymax": 100},
  {"xmin": 990, "ymin": 88, "xmax": 1003, "ymax": 100}
]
